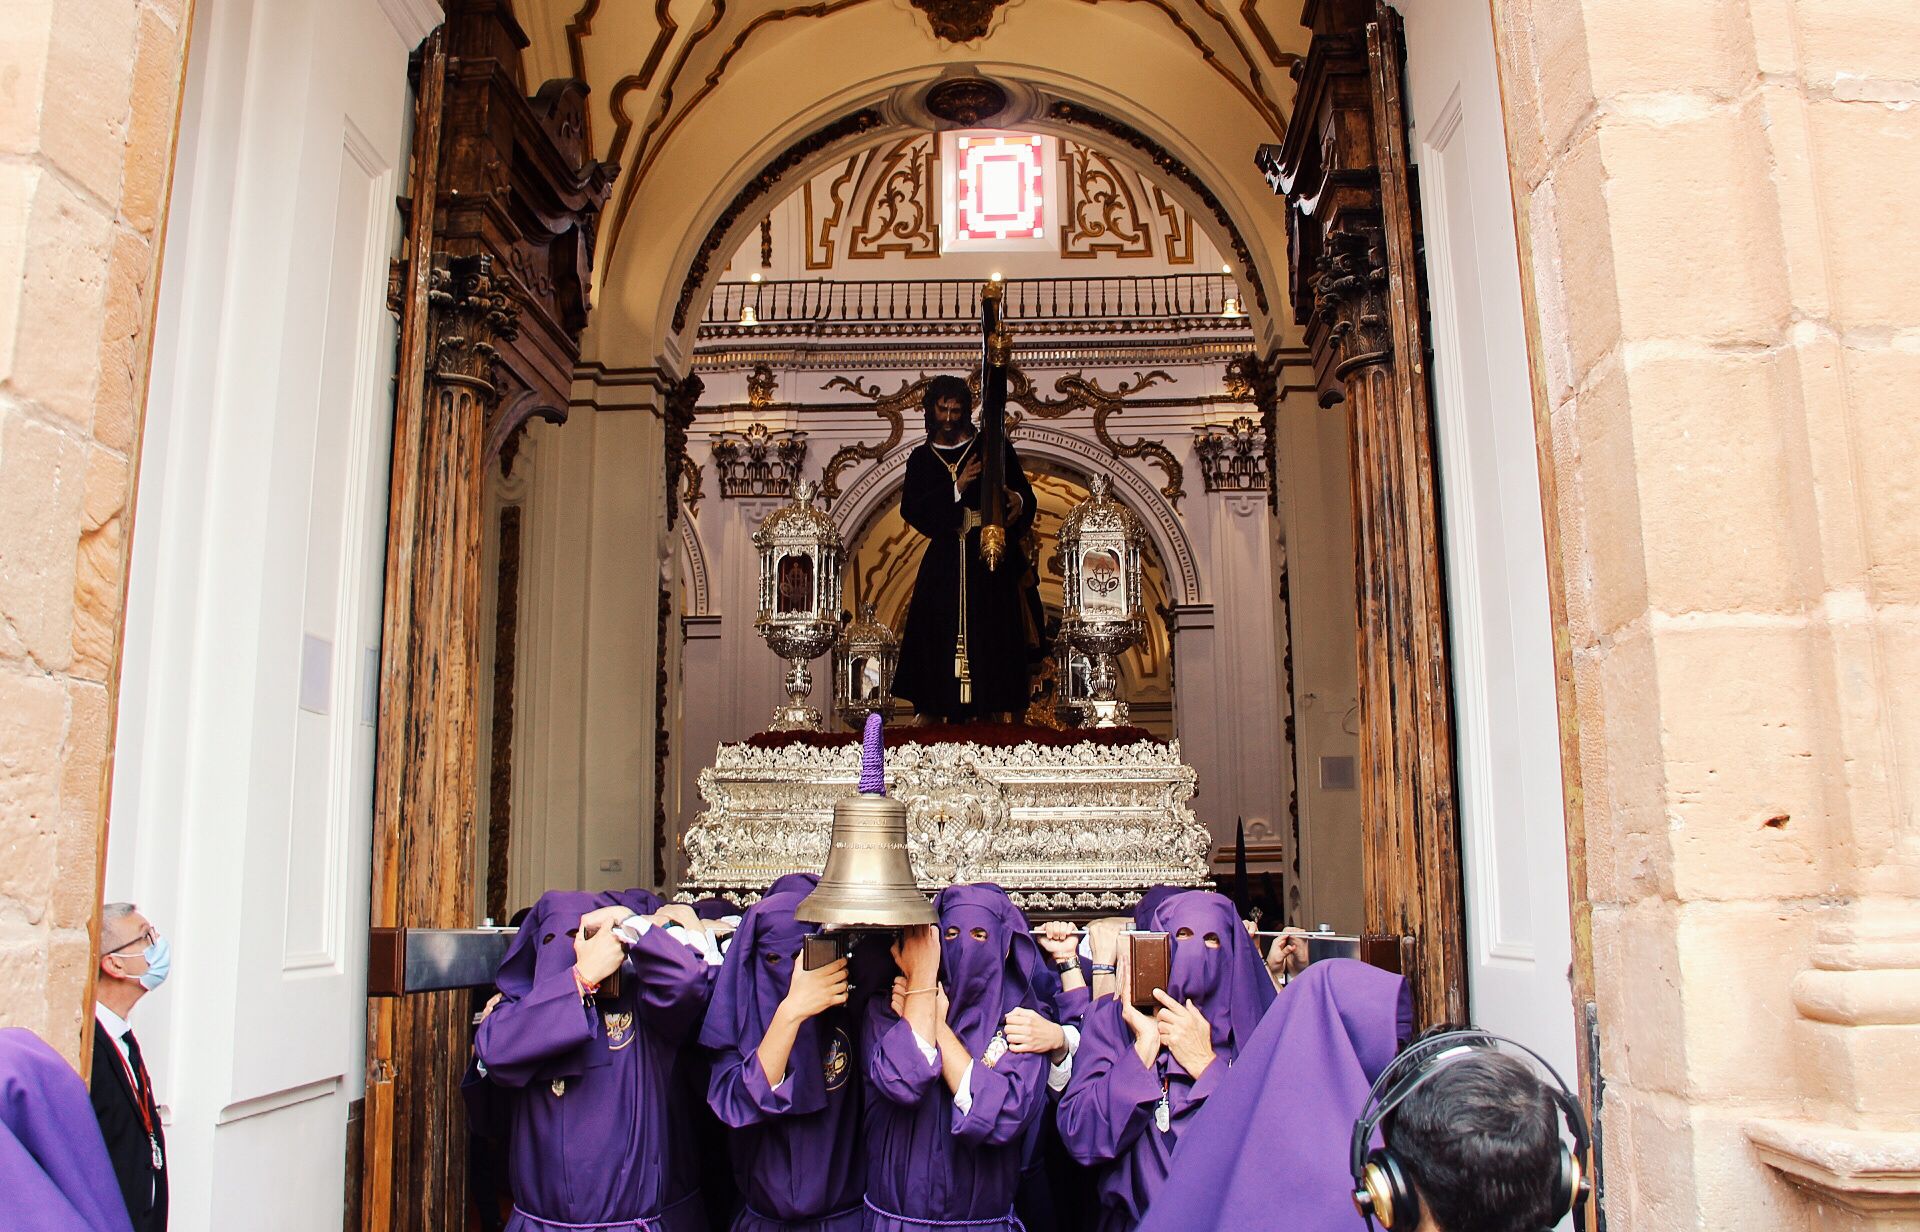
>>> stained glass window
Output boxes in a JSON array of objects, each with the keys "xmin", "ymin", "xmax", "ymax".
[{"xmin": 941, "ymin": 131, "xmax": 1057, "ymax": 253}]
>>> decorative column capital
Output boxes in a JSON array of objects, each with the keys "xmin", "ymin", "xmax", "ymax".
[
  {"xmin": 1310, "ymin": 227, "xmax": 1391, "ymax": 385},
  {"xmin": 428, "ymin": 252, "xmax": 520, "ymax": 397}
]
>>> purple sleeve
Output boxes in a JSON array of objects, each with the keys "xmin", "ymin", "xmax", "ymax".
[
  {"xmin": 1184, "ymin": 1055, "xmax": 1228, "ymax": 1106},
  {"xmin": 707, "ymin": 1049, "xmax": 797, "ymax": 1128},
  {"xmin": 1055, "ymin": 1005, "xmax": 1162, "ymax": 1165},
  {"xmin": 952, "ymin": 1049, "xmax": 1045, "ymax": 1146},
  {"xmin": 473, "ymin": 962, "xmax": 596, "ymax": 1087},
  {"xmin": 625, "ymin": 926, "xmax": 714, "ymax": 1042},
  {"xmin": 865, "ymin": 999, "xmax": 939, "ymax": 1107},
  {"xmin": 1054, "ymin": 984, "xmax": 1092, "ymax": 1029}
]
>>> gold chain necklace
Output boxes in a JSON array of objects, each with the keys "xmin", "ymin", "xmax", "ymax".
[{"xmin": 933, "ymin": 436, "xmax": 974, "ymax": 487}]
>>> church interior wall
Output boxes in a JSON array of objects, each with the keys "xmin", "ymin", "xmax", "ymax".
[{"xmin": 1272, "ymin": 385, "xmax": 1364, "ymax": 935}]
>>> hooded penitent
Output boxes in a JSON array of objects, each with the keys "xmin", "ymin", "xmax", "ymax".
[
  {"xmin": 1134, "ymin": 959, "xmax": 1412, "ymax": 1232},
  {"xmin": 473, "ymin": 887, "xmax": 713, "ymax": 1232},
  {"xmin": 1055, "ymin": 890, "xmax": 1278, "ymax": 1232},
  {"xmin": 861, "ymin": 882, "xmax": 1048, "ymax": 1232},
  {"xmin": 700, "ymin": 891, "xmax": 865, "ymax": 1230},
  {"xmin": 0, "ymin": 1028, "xmax": 136, "ymax": 1232}
]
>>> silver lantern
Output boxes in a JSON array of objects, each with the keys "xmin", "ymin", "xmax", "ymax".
[
  {"xmin": 1058, "ymin": 474, "xmax": 1147, "ymax": 727},
  {"xmin": 753, "ymin": 480, "xmax": 843, "ymax": 731},
  {"xmin": 835, "ymin": 603, "xmax": 899, "ymax": 730}
]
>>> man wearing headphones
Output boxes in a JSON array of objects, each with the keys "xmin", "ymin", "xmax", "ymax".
[
  {"xmin": 1352, "ymin": 1030, "xmax": 1591, "ymax": 1232},
  {"xmin": 1377, "ymin": 1050, "xmax": 1574, "ymax": 1232}
]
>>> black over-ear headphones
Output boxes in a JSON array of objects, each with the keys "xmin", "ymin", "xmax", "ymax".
[{"xmin": 1349, "ymin": 1029, "xmax": 1591, "ymax": 1232}]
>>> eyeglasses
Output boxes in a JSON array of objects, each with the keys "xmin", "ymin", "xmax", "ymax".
[{"xmin": 104, "ymin": 926, "xmax": 158, "ymax": 956}]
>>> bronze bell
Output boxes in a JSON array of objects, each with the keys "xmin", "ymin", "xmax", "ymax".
[{"xmin": 796, "ymin": 790, "xmax": 936, "ymax": 927}]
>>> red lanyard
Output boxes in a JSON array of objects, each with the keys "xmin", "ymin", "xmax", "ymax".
[{"xmin": 112, "ymin": 1038, "xmax": 156, "ymax": 1140}]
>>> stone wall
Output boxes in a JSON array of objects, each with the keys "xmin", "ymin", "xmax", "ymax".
[
  {"xmin": 0, "ymin": 0, "xmax": 192, "ymax": 1067},
  {"xmin": 1490, "ymin": 0, "xmax": 1920, "ymax": 1224}
]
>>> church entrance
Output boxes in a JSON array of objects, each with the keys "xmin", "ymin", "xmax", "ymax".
[{"xmin": 335, "ymin": 1, "xmax": 1579, "ymax": 1226}]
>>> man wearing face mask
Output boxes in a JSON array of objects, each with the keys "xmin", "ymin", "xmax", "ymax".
[{"xmin": 91, "ymin": 901, "xmax": 171, "ymax": 1232}]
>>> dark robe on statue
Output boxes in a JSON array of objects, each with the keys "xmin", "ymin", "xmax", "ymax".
[
  {"xmin": 702, "ymin": 891, "xmax": 866, "ymax": 1232},
  {"xmin": 1056, "ymin": 892, "xmax": 1276, "ymax": 1232},
  {"xmin": 893, "ymin": 437, "xmax": 1041, "ymax": 721},
  {"xmin": 472, "ymin": 889, "xmax": 713, "ymax": 1232},
  {"xmin": 861, "ymin": 884, "xmax": 1048, "ymax": 1232},
  {"xmin": 1134, "ymin": 959, "xmax": 1412, "ymax": 1232}
]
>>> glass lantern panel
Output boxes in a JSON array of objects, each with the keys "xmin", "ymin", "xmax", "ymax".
[
  {"xmin": 775, "ymin": 553, "xmax": 815, "ymax": 615},
  {"xmin": 1080, "ymin": 547, "xmax": 1126, "ymax": 616}
]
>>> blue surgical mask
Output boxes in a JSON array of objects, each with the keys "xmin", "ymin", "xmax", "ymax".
[{"xmin": 138, "ymin": 935, "xmax": 171, "ymax": 991}]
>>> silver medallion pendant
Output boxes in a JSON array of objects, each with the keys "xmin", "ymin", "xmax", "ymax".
[
  {"xmin": 550, "ymin": 1078, "xmax": 567, "ymax": 1098},
  {"xmin": 1154, "ymin": 1095, "xmax": 1171, "ymax": 1133},
  {"xmin": 149, "ymin": 1134, "xmax": 164, "ymax": 1170},
  {"xmin": 984, "ymin": 1032, "xmax": 1009, "ymax": 1069}
]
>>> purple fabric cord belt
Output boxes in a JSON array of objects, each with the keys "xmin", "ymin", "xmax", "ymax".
[
  {"xmin": 860, "ymin": 1198, "xmax": 1025, "ymax": 1230},
  {"xmin": 513, "ymin": 1190, "xmax": 699, "ymax": 1230},
  {"xmin": 741, "ymin": 1202, "xmax": 865, "ymax": 1229}
]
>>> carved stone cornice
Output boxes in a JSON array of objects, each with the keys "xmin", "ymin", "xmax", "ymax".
[
  {"xmin": 1193, "ymin": 415, "xmax": 1269, "ymax": 494},
  {"xmin": 711, "ymin": 424, "xmax": 809, "ymax": 498},
  {"xmin": 1226, "ymin": 351, "xmax": 1281, "ymax": 511}
]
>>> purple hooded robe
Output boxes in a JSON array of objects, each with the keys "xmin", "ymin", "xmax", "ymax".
[
  {"xmin": 472, "ymin": 888, "xmax": 713, "ymax": 1232},
  {"xmin": 701, "ymin": 891, "xmax": 865, "ymax": 1232},
  {"xmin": 0, "ymin": 1028, "xmax": 136, "ymax": 1232},
  {"xmin": 1056, "ymin": 891, "xmax": 1276, "ymax": 1232},
  {"xmin": 860, "ymin": 884, "xmax": 1048, "ymax": 1232},
  {"xmin": 1133, "ymin": 959, "xmax": 1412, "ymax": 1232}
]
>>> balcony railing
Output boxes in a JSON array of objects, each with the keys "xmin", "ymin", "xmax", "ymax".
[{"xmin": 700, "ymin": 274, "xmax": 1249, "ymax": 333}]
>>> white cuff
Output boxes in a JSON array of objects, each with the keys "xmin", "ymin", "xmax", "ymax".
[
  {"xmin": 1047, "ymin": 1024, "xmax": 1081, "ymax": 1092},
  {"xmin": 952, "ymin": 1059, "xmax": 976, "ymax": 1117},
  {"xmin": 910, "ymin": 1027, "xmax": 939, "ymax": 1068}
]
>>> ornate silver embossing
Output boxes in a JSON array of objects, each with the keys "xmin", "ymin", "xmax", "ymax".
[{"xmin": 680, "ymin": 737, "xmax": 1210, "ymax": 909}]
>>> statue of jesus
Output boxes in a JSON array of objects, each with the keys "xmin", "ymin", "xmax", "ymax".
[{"xmin": 891, "ymin": 375, "xmax": 1042, "ymax": 723}]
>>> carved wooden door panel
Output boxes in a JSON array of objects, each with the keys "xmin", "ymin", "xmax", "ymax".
[
  {"xmin": 359, "ymin": 3, "xmax": 613, "ymax": 1227},
  {"xmin": 1264, "ymin": 0, "xmax": 1467, "ymax": 1026}
]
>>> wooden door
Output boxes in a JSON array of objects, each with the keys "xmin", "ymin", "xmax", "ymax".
[{"xmin": 1261, "ymin": 0, "xmax": 1467, "ymax": 1026}]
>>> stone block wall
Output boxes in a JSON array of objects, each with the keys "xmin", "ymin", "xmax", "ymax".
[
  {"xmin": 1490, "ymin": 0, "xmax": 1920, "ymax": 1224},
  {"xmin": 0, "ymin": 0, "xmax": 192, "ymax": 1068}
]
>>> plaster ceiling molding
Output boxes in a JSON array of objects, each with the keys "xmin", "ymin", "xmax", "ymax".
[
  {"xmin": 1149, "ymin": 181, "xmax": 1197, "ymax": 264},
  {"xmin": 803, "ymin": 152, "xmax": 871, "ymax": 270},
  {"xmin": 846, "ymin": 134, "xmax": 941, "ymax": 259},
  {"xmin": 891, "ymin": 0, "xmax": 1026, "ymax": 44},
  {"xmin": 1060, "ymin": 139, "xmax": 1155, "ymax": 260},
  {"xmin": 679, "ymin": 518, "xmax": 712, "ymax": 616}
]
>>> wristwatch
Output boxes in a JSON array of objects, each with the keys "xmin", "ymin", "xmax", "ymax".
[{"xmin": 1054, "ymin": 957, "xmax": 1077, "ymax": 972}]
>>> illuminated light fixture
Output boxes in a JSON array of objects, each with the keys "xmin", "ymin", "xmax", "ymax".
[
  {"xmin": 990, "ymin": 271, "xmax": 1003, "ymax": 282},
  {"xmin": 1221, "ymin": 263, "xmax": 1232, "ymax": 274},
  {"xmin": 740, "ymin": 303, "xmax": 759, "ymax": 326},
  {"xmin": 1221, "ymin": 296, "xmax": 1242, "ymax": 318},
  {"xmin": 954, "ymin": 133, "xmax": 1047, "ymax": 242},
  {"xmin": 750, "ymin": 272, "xmax": 763, "ymax": 283}
]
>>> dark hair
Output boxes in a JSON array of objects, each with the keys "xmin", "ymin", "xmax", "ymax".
[
  {"xmin": 1385, "ymin": 1051, "xmax": 1563, "ymax": 1232},
  {"xmin": 922, "ymin": 375, "xmax": 972, "ymax": 435}
]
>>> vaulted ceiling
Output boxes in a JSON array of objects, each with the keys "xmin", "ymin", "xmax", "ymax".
[{"xmin": 513, "ymin": 0, "xmax": 1313, "ymax": 365}]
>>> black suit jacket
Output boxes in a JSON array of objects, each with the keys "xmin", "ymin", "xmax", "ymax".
[{"xmin": 90, "ymin": 1019, "xmax": 169, "ymax": 1232}]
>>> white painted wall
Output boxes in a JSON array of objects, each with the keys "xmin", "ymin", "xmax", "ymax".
[
  {"xmin": 106, "ymin": 0, "xmax": 434, "ymax": 1225},
  {"xmin": 1399, "ymin": 0, "xmax": 1580, "ymax": 1087}
]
